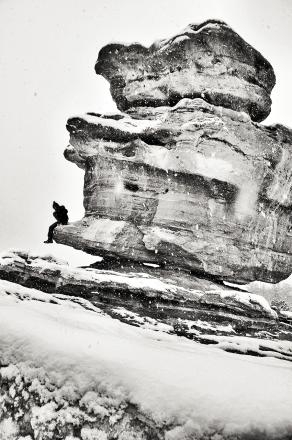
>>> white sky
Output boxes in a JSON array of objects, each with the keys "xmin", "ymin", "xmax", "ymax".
[{"xmin": 0, "ymin": 0, "xmax": 292, "ymax": 263}]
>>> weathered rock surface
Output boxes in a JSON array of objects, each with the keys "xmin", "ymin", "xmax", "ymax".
[
  {"xmin": 56, "ymin": 98, "xmax": 292, "ymax": 283},
  {"xmin": 95, "ymin": 20, "xmax": 275, "ymax": 121},
  {"xmin": 2, "ymin": 251, "xmax": 292, "ymax": 345}
]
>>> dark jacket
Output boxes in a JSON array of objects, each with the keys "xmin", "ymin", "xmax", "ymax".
[{"xmin": 53, "ymin": 203, "xmax": 68, "ymax": 224}]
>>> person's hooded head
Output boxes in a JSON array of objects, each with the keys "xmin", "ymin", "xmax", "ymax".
[{"xmin": 53, "ymin": 201, "xmax": 59, "ymax": 210}]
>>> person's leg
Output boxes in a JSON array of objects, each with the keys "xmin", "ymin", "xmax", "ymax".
[{"xmin": 44, "ymin": 222, "xmax": 58, "ymax": 243}]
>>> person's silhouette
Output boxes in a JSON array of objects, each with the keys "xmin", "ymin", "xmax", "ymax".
[{"xmin": 44, "ymin": 201, "xmax": 68, "ymax": 243}]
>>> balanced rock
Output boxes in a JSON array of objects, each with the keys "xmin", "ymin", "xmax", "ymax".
[
  {"xmin": 95, "ymin": 20, "xmax": 275, "ymax": 121},
  {"xmin": 54, "ymin": 21, "xmax": 292, "ymax": 284}
]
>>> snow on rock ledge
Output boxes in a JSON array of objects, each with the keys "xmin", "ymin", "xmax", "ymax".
[
  {"xmin": 0, "ymin": 250, "xmax": 279, "ymax": 317},
  {"xmin": 2, "ymin": 250, "xmax": 292, "ymax": 344}
]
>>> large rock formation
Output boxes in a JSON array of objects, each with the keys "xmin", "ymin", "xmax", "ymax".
[
  {"xmin": 55, "ymin": 21, "xmax": 291, "ymax": 283},
  {"xmin": 55, "ymin": 20, "xmax": 292, "ymax": 284}
]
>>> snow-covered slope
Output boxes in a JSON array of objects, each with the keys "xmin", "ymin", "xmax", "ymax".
[
  {"xmin": 1, "ymin": 279, "xmax": 292, "ymax": 440},
  {"xmin": 2, "ymin": 250, "xmax": 292, "ymax": 344}
]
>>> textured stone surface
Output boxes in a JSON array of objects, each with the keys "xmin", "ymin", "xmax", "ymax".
[
  {"xmin": 56, "ymin": 98, "xmax": 292, "ymax": 283},
  {"xmin": 2, "ymin": 250, "xmax": 292, "ymax": 345},
  {"xmin": 95, "ymin": 20, "xmax": 275, "ymax": 121}
]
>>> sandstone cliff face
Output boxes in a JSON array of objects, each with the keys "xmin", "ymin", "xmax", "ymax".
[{"xmin": 55, "ymin": 20, "xmax": 292, "ymax": 284}]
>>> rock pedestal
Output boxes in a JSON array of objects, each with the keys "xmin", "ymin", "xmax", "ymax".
[{"xmin": 55, "ymin": 20, "xmax": 292, "ymax": 284}]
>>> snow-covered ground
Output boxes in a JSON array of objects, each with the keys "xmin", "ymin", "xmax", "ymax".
[
  {"xmin": 19, "ymin": 243, "xmax": 100, "ymax": 268},
  {"xmin": 1, "ymin": 280, "xmax": 292, "ymax": 439}
]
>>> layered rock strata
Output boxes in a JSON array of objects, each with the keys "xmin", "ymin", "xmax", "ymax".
[
  {"xmin": 1, "ymin": 251, "xmax": 292, "ymax": 345},
  {"xmin": 55, "ymin": 21, "xmax": 292, "ymax": 284},
  {"xmin": 56, "ymin": 98, "xmax": 292, "ymax": 283}
]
